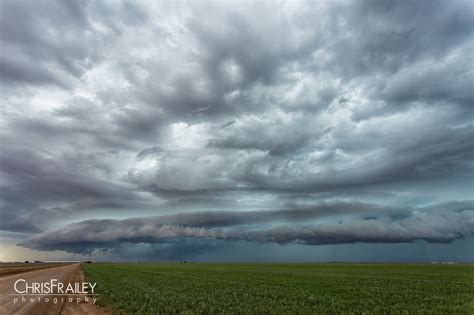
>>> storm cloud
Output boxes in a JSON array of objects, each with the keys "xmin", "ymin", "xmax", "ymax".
[
  {"xmin": 1, "ymin": 0, "xmax": 473, "ymax": 261},
  {"xmin": 19, "ymin": 202, "xmax": 474, "ymax": 254}
]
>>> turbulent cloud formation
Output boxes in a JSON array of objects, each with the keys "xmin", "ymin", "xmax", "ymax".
[
  {"xmin": 1, "ymin": 0, "xmax": 473, "ymax": 261},
  {"xmin": 19, "ymin": 202, "xmax": 474, "ymax": 254}
]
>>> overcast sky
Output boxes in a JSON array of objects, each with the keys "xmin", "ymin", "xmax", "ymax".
[{"xmin": 1, "ymin": 0, "xmax": 473, "ymax": 262}]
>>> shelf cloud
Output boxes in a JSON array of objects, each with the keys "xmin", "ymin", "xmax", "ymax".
[
  {"xmin": 1, "ymin": 0, "xmax": 473, "ymax": 261},
  {"xmin": 20, "ymin": 201, "xmax": 474, "ymax": 254}
]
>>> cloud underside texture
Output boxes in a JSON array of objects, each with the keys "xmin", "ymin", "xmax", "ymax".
[
  {"xmin": 1, "ymin": 0, "xmax": 473, "ymax": 257},
  {"xmin": 20, "ymin": 201, "xmax": 474, "ymax": 254}
]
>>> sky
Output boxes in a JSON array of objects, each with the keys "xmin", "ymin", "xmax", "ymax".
[{"xmin": 0, "ymin": 0, "xmax": 473, "ymax": 263}]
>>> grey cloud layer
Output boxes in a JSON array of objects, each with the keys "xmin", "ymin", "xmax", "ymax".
[
  {"xmin": 1, "ymin": 0, "xmax": 473, "ymax": 259},
  {"xmin": 0, "ymin": 0, "xmax": 146, "ymax": 89},
  {"xmin": 19, "ymin": 201, "xmax": 474, "ymax": 254}
]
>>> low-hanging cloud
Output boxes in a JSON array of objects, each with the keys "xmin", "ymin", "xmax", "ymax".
[
  {"xmin": 19, "ymin": 202, "xmax": 474, "ymax": 254},
  {"xmin": 2, "ymin": 0, "xmax": 473, "ymax": 261}
]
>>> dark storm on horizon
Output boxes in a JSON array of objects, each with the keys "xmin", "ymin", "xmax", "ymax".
[{"xmin": 0, "ymin": 0, "xmax": 473, "ymax": 263}]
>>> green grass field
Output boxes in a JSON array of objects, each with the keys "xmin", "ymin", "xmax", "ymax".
[{"xmin": 83, "ymin": 263, "xmax": 474, "ymax": 314}]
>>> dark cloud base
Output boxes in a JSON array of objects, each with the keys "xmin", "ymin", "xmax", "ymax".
[
  {"xmin": 2, "ymin": 0, "xmax": 473, "ymax": 261},
  {"xmin": 19, "ymin": 201, "xmax": 474, "ymax": 256}
]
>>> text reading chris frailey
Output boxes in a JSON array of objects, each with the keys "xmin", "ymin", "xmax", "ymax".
[{"xmin": 14, "ymin": 279, "xmax": 97, "ymax": 294}]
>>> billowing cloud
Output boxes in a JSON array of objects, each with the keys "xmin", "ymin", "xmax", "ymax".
[
  {"xmin": 1, "ymin": 0, "xmax": 473, "ymax": 261},
  {"xmin": 19, "ymin": 201, "xmax": 474, "ymax": 254},
  {"xmin": 0, "ymin": 0, "xmax": 147, "ymax": 89}
]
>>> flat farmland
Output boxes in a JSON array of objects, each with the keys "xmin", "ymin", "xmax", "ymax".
[
  {"xmin": 0, "ymin": 262, "xmax": 68, "ymax": 277},
  {"xmin": 83, "ymin": 263, "xmax": 474, "ymax": 314}
]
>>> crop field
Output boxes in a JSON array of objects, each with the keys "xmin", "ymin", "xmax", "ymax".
[{"xmin": 83, "ymin": 263, "xmax": 474, "ymax": 314}]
